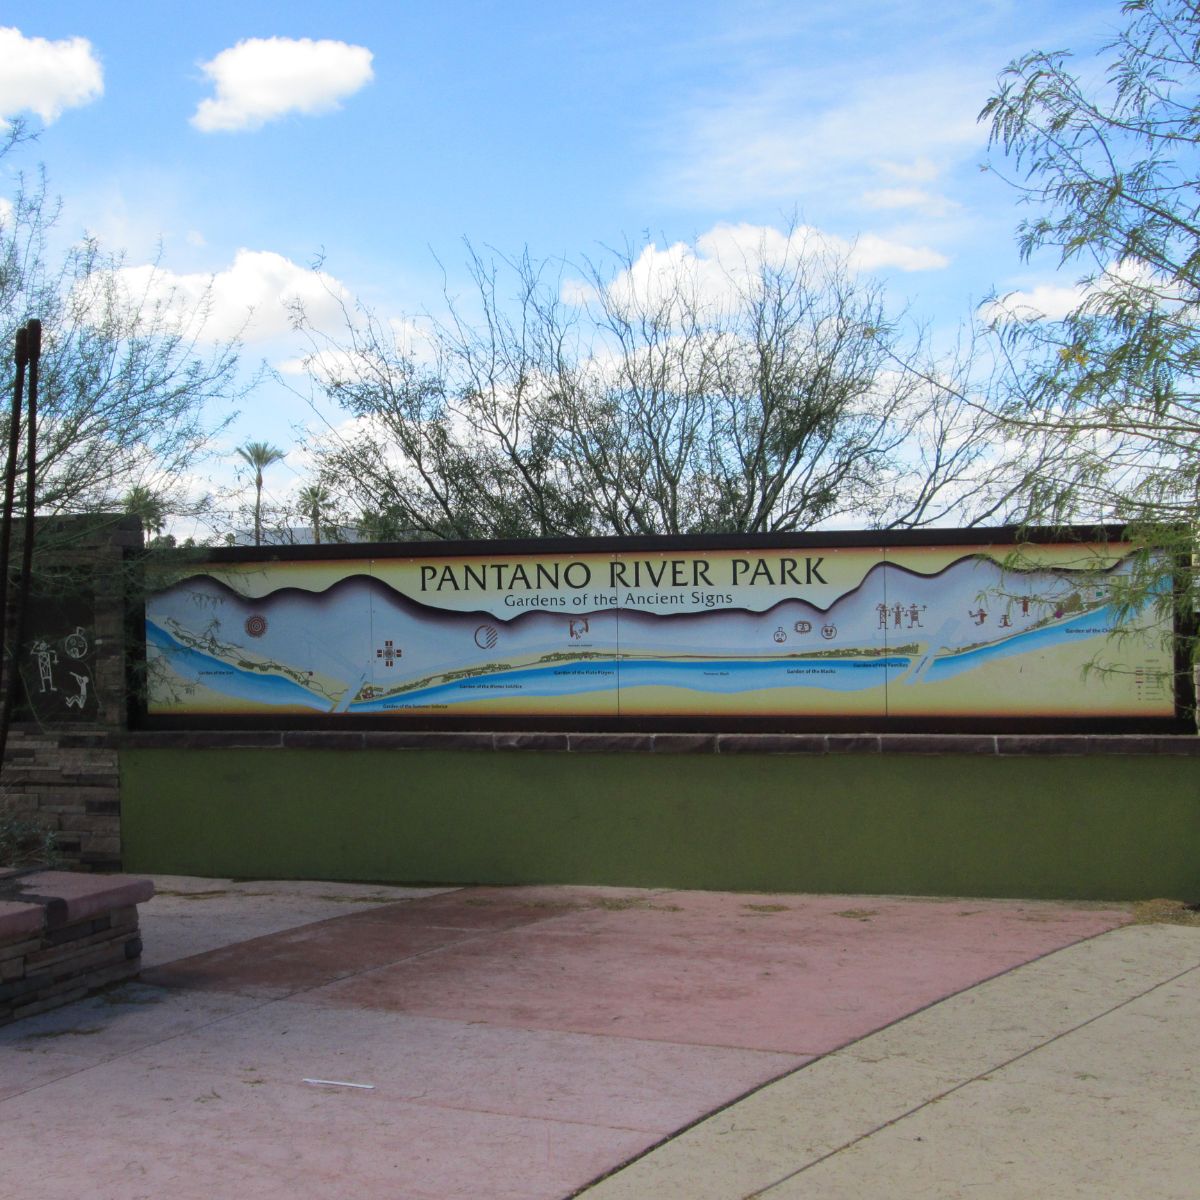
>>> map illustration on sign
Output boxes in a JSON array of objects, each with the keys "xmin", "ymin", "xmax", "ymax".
[{"xmin": 143, "ymin": 540, "xmax": 1176, "ymax": 722}]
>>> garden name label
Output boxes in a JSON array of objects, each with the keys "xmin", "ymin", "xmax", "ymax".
[{"xmin": 417, "ymin": 553, "xmax": 830, "ymax": 611}]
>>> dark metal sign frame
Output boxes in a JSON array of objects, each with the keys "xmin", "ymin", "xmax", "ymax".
[{"xmin": 134, "ymin": 524, "xmax": 1196, "ymax": 734}]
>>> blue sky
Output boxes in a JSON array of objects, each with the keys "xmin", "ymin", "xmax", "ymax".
[{"xmin": 2, "ymin": 0, "xmax": 1121, "ymax": 519}]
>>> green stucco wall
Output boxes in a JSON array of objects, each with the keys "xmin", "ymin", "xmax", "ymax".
[{"xmin": 120, "ymin": 749, "xmax": 1200, "ymax": 901}]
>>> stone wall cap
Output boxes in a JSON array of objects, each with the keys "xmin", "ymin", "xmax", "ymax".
[
  {"xmin": 121, "ymin": 729, "xmax": 1200, "ymax": 756},
  {"xmin": 6, "ymin": 871, "xmax": 155, "ymax": 929}
]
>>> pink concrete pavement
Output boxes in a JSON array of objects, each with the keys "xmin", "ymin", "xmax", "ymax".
[{"xmin": 0, "ymin": 881, "xmax": 1129, "ymax": 1200}]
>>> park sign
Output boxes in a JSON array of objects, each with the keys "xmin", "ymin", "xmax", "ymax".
[{"xmin": 139, "ymin": 527, "xmax": 1190, "ymax": 732}]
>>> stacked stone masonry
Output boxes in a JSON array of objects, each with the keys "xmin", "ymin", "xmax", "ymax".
[
  {"xmin": 2, "ymin": 730, "xmax": 121, "ymax": 870},
  {"xmin": 0, "ymin": 870, "xmax": 153, "ymax": 1026}
]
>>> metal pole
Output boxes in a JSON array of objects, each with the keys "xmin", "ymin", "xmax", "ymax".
[
  {"xmin": 0, "ymin": 320, "xmax": 40, "ymax": 766},
  {"xmin": 0, "ymin": 325, "xmax": 28, "ymax": 674},
  {"xmin": 0, "ymin": 325, "xmax": 30, "ymax": 772}
]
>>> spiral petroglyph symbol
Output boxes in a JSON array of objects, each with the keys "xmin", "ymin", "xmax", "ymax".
[{"xmin": 244, "ymin": 614, "xmax": 268, "ymax": 638}]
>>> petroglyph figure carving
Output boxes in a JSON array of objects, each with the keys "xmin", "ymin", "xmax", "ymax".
[
  {"xmin": 31, "ymin": 641, "xmax": 58, "ymax": 692},
  {"xmin": 64, "ymin": 627, "xmax": 89, "ymax": 659},
  {"xmin": 65, "ymin": 673, "xmax": 90, "ymax": 710}
]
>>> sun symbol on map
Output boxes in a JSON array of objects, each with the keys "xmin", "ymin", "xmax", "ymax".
[{"xmin": 244, "ymin": 614, "xmax": 268, "ymax": 638}]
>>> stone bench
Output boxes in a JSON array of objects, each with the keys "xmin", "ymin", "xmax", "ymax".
[{"xmin": 0, "ymin": 869, "xmax": 154, "ymax": 1025}]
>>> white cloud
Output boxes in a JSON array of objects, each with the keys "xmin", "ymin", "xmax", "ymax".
[
  {"xmin": 99, "ymin": 249, "xmax": 352, "ymax": 343},
  {"xmin": 981, "ymin": 261, "xmax": 1167, "ymax": 323},
  {"xmin": 592, "ymin": 222, "xmax": 946, "ymax": 318},
  {"xmin": 656, "ymin": 65, "xmax": 985, "ymax": 213},
  {"xmin": 850, "ymin": 233, "xmax": 948, "ymax": 273},
  {"xmin": 277, "ymin": 345, "xmax": 378, "ymax": 381},
  {"xmin": 861, "ymin": 187, "xmax": 958, "ymax": 218},
  {"xmin": 560, "ymin": 277, "xmax": 599, "ymax": 306},
  {"xmin": 192, "ymin": 37, "xmax": 374, "ymax": 132},
  {"xmin": 0, "ymin": 27, "xmax": 103, "ymax": 125},
  {"xmin": 980, "ymin": 283, "xmax": 1085, "ymax": 323},
  {"xmin": 0, "ymin": 196, "xmax": 13, "ymax": 225},
  {"xmin": 388, "ymin": 316, "xmax": 434, "ymax": 359},
  {"xmin": 877, "ymin": 157, "xmax": 943, "ymax": 185},
  {"xmin": 277, "ymin": 315, "xmax": 434, "ymax": 380}
]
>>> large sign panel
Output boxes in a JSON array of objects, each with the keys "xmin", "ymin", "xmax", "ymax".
[{"xmin": 142, "ymin": 533, "xmax": 1181, "ymax": 727}]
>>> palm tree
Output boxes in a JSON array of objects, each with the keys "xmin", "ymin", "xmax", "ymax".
[
  {"xmin": 297, "ymin": 483, "xmax": 328, "ymax": 545},
  {"xmin": 122, "ymin": 485, "xmax": 166, "ymax": 540},
  {"xmin": 236, "ymin": 441, "xmax": 285, "ymax": 546}
]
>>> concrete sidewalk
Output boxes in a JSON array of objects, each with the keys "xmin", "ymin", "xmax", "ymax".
[
  {"xmin": 0, "ymin": 877, "xmax": 1195, "ymax": 1199},
  {"xmin": 583, "ymin": 922, "xmax": 1200, "ymax": 1199}
]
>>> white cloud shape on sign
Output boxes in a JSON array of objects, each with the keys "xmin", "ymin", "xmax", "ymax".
[
  {"xmin": 99, "ymin": 249, "xmax": 352, "ymax": 344},
  {"xmin": 192, "ymin": 37, "xmax": 374, "ymax": 132},
  {"xmin": 0, "ymin": 27, "xmax": 103, "ymax": 125}
]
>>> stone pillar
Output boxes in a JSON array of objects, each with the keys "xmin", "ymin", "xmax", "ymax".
[{"xmin": 1, "ymin": 516, "xmax": 142, "ymax": 870}]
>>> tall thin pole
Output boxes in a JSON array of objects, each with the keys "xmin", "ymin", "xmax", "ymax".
[
  {"xmin": 0, "ymin": 325, "xmax": 28, "ymax": 680},
  {"xmin": 0, "ymin": 319, "xmax": 40, "ymax": 768}
]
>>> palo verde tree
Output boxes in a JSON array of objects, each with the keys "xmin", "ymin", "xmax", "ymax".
[
  {"xmin": 293, "ymin": 229, "xmax": 1021, "ymax": 539},
  {"xmin": 981, "ymin": 0, "xmax": 1200, "ymax": 634},
  {"xmin": 0, "ymin": 127, "xmax": 242, "ymax": 534},
  {"xmin": 0, "ymin": 128, "xmax": 244, "ymax": 804}
]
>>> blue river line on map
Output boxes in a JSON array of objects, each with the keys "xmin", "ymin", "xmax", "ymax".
[
  {"xmin": 145, "ymin": 621, "xmax": 332, "ymax": 711},
  {"xmin": 145, "ymin": 598, "xmax": 1135, "ymax": 713},
  {"xmin": 346, "ymin": 656, "xmax": 910, "ymax": 712}
]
